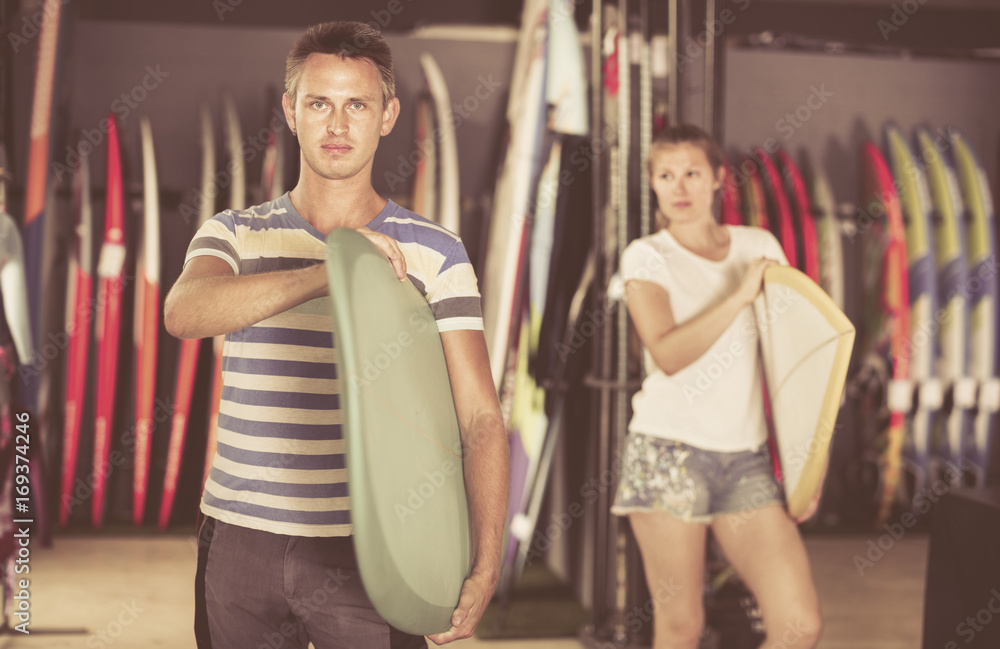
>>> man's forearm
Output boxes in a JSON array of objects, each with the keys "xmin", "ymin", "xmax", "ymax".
[
  {"xmin": 164, "ymin": 263, "xmax": 327, "ymax": 339},
  {"xmin": 461, "ymin": 410, "xmax": 509, "ymax": 584}
]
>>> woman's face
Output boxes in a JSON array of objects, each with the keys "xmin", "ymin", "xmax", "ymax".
[{"xmin": 649, "ymin": 142, "xmax": 723, "ymax": 226}]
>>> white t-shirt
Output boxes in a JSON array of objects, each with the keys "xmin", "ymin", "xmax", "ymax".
[{"xmin": 620, "ymin": 225, "xmax": 788, "ymax": 452}]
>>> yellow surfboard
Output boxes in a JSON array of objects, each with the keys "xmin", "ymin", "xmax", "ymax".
[{"xmin": 754, "ymin": 266, "xmax": 855, "ymax": 518}]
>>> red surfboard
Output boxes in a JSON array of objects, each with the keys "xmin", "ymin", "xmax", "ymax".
[
  {"xmin": 203, "ymin": 339, "xmax": 224, "ymax": 491},
  {"xmin": 59, "ymin": 140, "xmax": 92, "ymax": 527},
  {"xmin": 774, "ymin": 149, "xmax": 820, "ymax": 283},
  {"xmin": 159, "ymin": 335, "xmax": 198, "ymax": 530},
  {"xmin": 159, "ymin": 105, "xmax": 215, "ymax": 530},
  {"xmin": 720, "ymin": 160, "xmax": 743, "ymax": 226},
  {"xmin": 21, "ymin": 0, "xmax": 62, "ymax": 411},
  {"xmin": 92, "ymin": 114, "xmax": 126, "ymax": 527},
  {"xmin": 738, "ymin": 155, "xmax": 769, "ymax": 231},
  {"xmin": 21, "ymin": 0, "xmax": 63, "ymax": 539},
  {"xmin": 860, "ymin": 142, "xmax": 910, "ymax": 525},
  {"xmin": 753, "ymin": 148, "xmax": 798, "ymax": 268},
  {"xmin": 132, "ymin": 116, "xmax": 160, "ymax": 525}
]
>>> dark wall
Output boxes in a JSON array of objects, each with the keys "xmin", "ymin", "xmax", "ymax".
[
  {"xmin": 57, "ymin": 20, "xmax": 516, "ymax": 205},
  {"xmin": 720, "ymin": 1, "xmax": 1000, "ymax": 50},
  {"xmin": 722, "ymin": 47, "xmax": 1000, "ymax": 207},
  {"xmin": 76, "ymin": 0, "xmax": 526, "ymax": 30}
]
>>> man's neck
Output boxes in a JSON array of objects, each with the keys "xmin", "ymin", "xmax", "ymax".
[{"xmin": 288, "ymin": 171, "xmax": 388, "ymax": 234}]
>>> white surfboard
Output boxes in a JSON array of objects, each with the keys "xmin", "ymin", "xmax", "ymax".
[
  {"xmin": 418, "ymin": 53, "xmax": 460, "ymax": 235},
  {"xmin": 204, "ymin": 94, "xmax": 245, "ymax": 489},
  {"xmin": 481, "ymin": 0, "xmax": 549, "ymax": 389},
  {"xmin": 804, "ymin": 159, "xmax": 844, "ymax": 310},
  {"xmin": 132, "ymin": 115, "xmax": 161, "ymax": 525},
  {"xmin": 754, "ymin": 266, "xmax": 855, "ymax": 518},
  {"xmin": 222, "ymin": 93, "xmax": 246, "ymax": 212},
  {"xmin": 0, "ymin": 148, "xmax": 31, "ymax": 369}
]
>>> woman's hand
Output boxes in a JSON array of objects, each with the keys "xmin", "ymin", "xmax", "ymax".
[
  {"xmin": 735, "ymin": 257, "xmax": 779, "ymax": 306},
  {"xmin": 794, "ymin": 492, "xmax": 822, "ymax": 524}
]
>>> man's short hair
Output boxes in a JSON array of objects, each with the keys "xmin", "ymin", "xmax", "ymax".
[{"xmin": 285, "ymin": 21, "xmax": 395, "ymax": 107}]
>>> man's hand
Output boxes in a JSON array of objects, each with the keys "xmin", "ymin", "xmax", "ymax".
[
  {"xmin": 357, "ymin": 226, "xmax": 407, "ymax": 280},
  {"xmin": 426, "ymin": 571, "xmax": 497, "ymax": 645}
]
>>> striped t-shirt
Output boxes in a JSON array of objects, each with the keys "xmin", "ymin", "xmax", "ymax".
[{"xmin": 185, "ymin": 194, "xmax": 483, "ymax": 536}]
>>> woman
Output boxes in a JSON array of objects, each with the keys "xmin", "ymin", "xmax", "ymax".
[{"xmin": 611, "ymin": 124, "xmax": 822, "ymax": 649}]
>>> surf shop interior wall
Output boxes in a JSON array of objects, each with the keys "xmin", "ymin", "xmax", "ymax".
[
  {"xmin": 54, "ymin": 21, "xmax": 517, "ymax": 246},
  {"xmin": 722, "ymin": 49, "xmax": 1000, "ymax": 205},
  {"xmin": 722, "ymin": 46, "xmax": 1000, "ymax": 322}
]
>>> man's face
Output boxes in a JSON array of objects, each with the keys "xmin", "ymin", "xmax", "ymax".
[{"xmin": 283, "ymin": 53, "xmax": 399, "ymax": 183}]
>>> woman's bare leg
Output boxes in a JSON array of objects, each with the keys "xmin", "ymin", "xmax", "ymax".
[
  {"xmin": 711, "ymin": 504, "xmax": 822, "ymax": 649},
  {"xmin": 628, "ymin": 513, "xmax": 708, "ymax": 649}
]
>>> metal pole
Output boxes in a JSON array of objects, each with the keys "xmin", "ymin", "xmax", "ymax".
[
  {"xmin": 610, "ymin": 0, "xmax": 631, "ymax": 641},
  {"xmin": 712, "ymin": 0, "xmax": 727, "ymax": 140},
  {"xmin": 640, "ymin": 0, "xmax": 652, "ymax": 237},
  {"xmin": 588, "ymin": 0, "xmax": 609, "ymax": 637},
  {"xmin": 668, "ymin": 0, "xmax": 678, "ymax": 123},
  {"xmin": 595, "ymin": 0, "xmax": 620, "ymax": 631},
  {"xmin": 705, "ymin": 0, "xmax": 715, "ymax": 134}
]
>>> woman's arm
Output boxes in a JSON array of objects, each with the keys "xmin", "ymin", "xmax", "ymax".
[{"xmin": 625, "ymin": 257, "xmax": 777, "ymax": 375}]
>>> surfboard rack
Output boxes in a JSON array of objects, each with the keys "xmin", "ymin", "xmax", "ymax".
[
  {"xmin": 953, "ymin": 377, "xmax": 978, "ymax": 409},
  {"xmin": 732, "ymin": 29, "xmax": 1000, "ymax": 62},
  {"xmin": 493, "ymin": 251, "xmax": 597, "ymax": 631},
  {"xmin": 579, "ymin": 1, "xmax": 660, "ymax": 645},
  {"xmin": 886, "ymin": 379, "xmax": 915, "ymax": 413},
  {"xmin": 583, "ymin": 375, "xmax": 644, "ymax": 391},
  {"xmin": 916, "ymin": 379, "xmax": 945, "ymax": 411},
  {"xmin": 980, "ymin": 379, "xmax": 1000, "ymax": 413}
]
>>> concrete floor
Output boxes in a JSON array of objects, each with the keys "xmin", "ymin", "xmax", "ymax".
[{"xmin": 0, "ymin": 533, "xmax": 926, "ymax": 648}]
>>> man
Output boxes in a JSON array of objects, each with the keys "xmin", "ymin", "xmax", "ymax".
[{"xmin": 164, "ymin": 21, "xmax": 508, "ymax": 649}]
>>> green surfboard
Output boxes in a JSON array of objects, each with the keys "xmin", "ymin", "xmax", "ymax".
[{"xmin": 324, "ymin": 228, "xmax": 470, "ymax": 635}]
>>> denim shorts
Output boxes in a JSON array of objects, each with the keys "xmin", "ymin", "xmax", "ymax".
[{"xmin": 611, "ymin": 433, "xmax": 785, "ymax": 523}]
